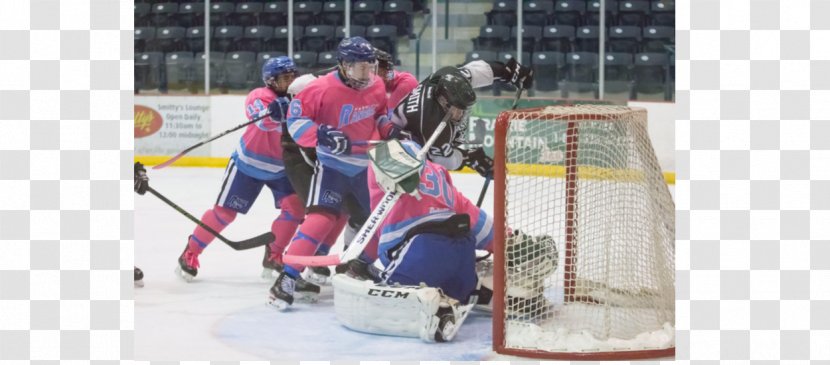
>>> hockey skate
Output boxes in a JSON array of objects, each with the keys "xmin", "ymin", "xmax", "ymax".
[
  {"xmin": 302, "ymin": 265, "xmax": 331, "ymax": 286},
  {"xmin": 334, "ymin": 258, "xmax": 378, "ymax": 281},
  {"xmin": 267, "ymin": 272, "xmax": 321, "ymax": 311},
  {"xmin": 175, "ymin": 242, "xmax": 200, "ymax": 282},
  {"xmin": 134, "ymin": 266, "xmax": 144, "ymax": 288},
  {"xmin": 261, "ymin": 243, "xmax": 284, "ymax": 280}
]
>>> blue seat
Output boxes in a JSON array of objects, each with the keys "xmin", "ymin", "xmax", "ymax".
[
  {"xmin": 523, "ymin": 1, "xmax": 553, "ymax": 27},
  {"xmin": 465, "ymin": 50, "xmax": 498, "ymax": 63},
  {"xmin": 510, "ymin": 25, "xmax": 543, "ymax": 53},
  {"xmin": 225, "ymin": 52, "xmax": 257, "ymax": 90},
  {"xmin": 554, "ymin": 0, "xmax": 585, "ymax": 27},
  {"xmin": 352, "ymin": 0, "xmax": 383, "ymax": 26},
  {"xmin": 531, "ymin": 51, "xmax": 566, "ymax": 91},
  {"xmin": 473, "ymin": 25, "xmax": 510, "ymax": 52},
  {"xmin": 561, "ymin": 52, "xmax": 598, "ymax": 98},
  {"xmin": 267, "ymin": 26, "xmax": 304, "ymax": 52},
  {"xmin": 151, "ymin": 26, "xmax": 186, "ymax": 52},
  {"xmin": 293, "ymin": 1, "xmax": 323, "ymax": 26},
  {"xmin": 574, "ymin": 26, "xmax": 599, "ymax": 52},
  {"xmin": 617, "ymin": 0, "xmax": 649, "ymax": 27},
  {"xmin": 585, "ymin": 0, "xmax": 616, "ymax": 26},
  {"xmin": 242, "ymin": 26, "xmax": 274, "ymax": 52},
  {"xmin": 641, "ymin": 25, "xmax": 673, "ymax": 53},
  {"xmin": 135, "ymin": 3, "xmax": 152, "ymax": 27},
  {"xmin": 302, "ymin": 25, "xmax": 335, "ymax": 52},
  {"xmin": 601, "ymin": 52, "xmax": 634, "ymax": 96},
  {"xmin": 365, "ymin": 25, "xmax": 398, "ymax": 59},
  {"xmin": 194, "ymin": 52, "xmax": 227, "ymax": 89},
  {"xmin": 317, "ymin": 51, "xmax": 339, "ymax": 67},
  {"xmin": 208, "ymin": 2, "xmax": 235, "ymax": 26},
  {"xmin": 232, "ymin": 3, "xmax": 263, "ymax": 27},
  {"xmin": 262, "ymin": 2, "xmax": 288, "ymax": 26},
  {"xmin": 165, "ymin": 52, "xmax": 194, "ymax": 90},
  {"xmin": 336, "ymin": 25, "xmax": 366, "ymax": 41},
  {"xmin": 134, "ymin": 27, "xmax": 155, "ymax": 53},
  {"xmin": 175, "ymin": 3, "xmax": 204, "ymax": 29},
  {"xmin": 150, "ymin": 2, "xmax": 178, "ymax": 27},
  {"xmin": 322, "ymin": 1, "xmax": 346, "ymax": 26},
  {"xmin": 211, "ymin": 26, "xmax": 243, "ymax": 53},
  {"xmin": 292, "ymin": 51, "xmax": 318, "ymax": 73},
  {"xmin": 486, "ymin": 1, "xmax": 517, "ymax": 27},
  {"xmin": 650, "ymin": 0, "xmax": 675, "ymax": 26},
  {"xmin": 607, "ymin": 26, "xmax": 640, "ymax": 53},
  {"xmin": 135, "ymin": 52, "xmax": 164, "ymax": 91},
  {"xmin": 632, "ymin": 52, "xmax": 667, "ymax": 98},
  {"xmin": 382, "ymin": 0, "xmax": 415, "ymax": 36},
  {"xmin": 185, "ymin": 26, "xmax": 205, "ymax": 53}
]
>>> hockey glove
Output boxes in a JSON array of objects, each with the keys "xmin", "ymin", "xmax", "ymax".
[
  {"xmin": 504, "ymin": 58, "xmax": 534, "ymax": 90},
  {"xmin": 134, "ymin": 162, "xmax": 149, "ymax": 195},
  {"xmin": 387, "ymin": 124, "xmax": 413, "ymax": 140},
  {"xmin": 267, "ymin": 97, "xmax": 290, "ymax": 121},
  {"xmin": 317, "ymin": 125, "xmax": 351, "ymax": 155},
  {"xmin": 462, "ymin": 148, "xmax": 494, "ymax": 178}
]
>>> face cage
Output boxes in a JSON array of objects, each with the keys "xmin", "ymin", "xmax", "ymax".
[
  {"xmin": 436, "ymin": 94, "xmax": 472, "ymax": 128},
  {"xmin": 266, "ymin": 72, "xmax": 297, "ymax": 93},
  {"xmin": 341, "ymin": 61, "xmax": 378, "ymax": 90}
]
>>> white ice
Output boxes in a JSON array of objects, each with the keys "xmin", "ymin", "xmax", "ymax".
[{"xmin": 135, "ymin": 167, "xmax": 674, "ymax": 361}]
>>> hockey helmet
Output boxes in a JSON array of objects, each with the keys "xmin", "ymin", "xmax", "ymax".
[
  {"xmin": 374, "ymin": 47, "xmax": 395, "ymax": 83},
  {"xmin": 337, "ymin": 37, "xmax": 377, "ymax": 90},
  {"xmin": 261, "ymin": 56, "xmax": 298, "ymax": 91},
  {"xmin": 433, "ymin": 73, "xmax": 476, "ymax": 126}
]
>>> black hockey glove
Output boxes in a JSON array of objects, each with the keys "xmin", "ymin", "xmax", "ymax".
[
  {"xmin": 134, "ymin": 162, "xmax": 149, "ymax": 195},
  {"xmin": 387, "ymin": 124, "xmax": 413, "ymax": 140},
  {"xmin": 462, "ymin": 148, "xmax": 494, "ymax": 178},
  {"xmin": 267, "ymin": 97, "xmax": 290, "ymax": 121},
  {"xmin": 317, "ymin": 125, "xmax": 351, "ymax": 155},
  {"xmin": 504, "ymin": 58, "xmax": 534, "ymax": 90}
]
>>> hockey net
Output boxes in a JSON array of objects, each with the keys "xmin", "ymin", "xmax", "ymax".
[{"xmin": 492, "ymin": 105, "xmax": 675, "ymax": 360}]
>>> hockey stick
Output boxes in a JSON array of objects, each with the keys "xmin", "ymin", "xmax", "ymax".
[
  {"xmin": 284, "ymin": 117, "xmax": 450, "ymax": 267},
  {"xmin": 153, "ymin": 111, "xmax": 270, "ymax": 170},
  {"xmin": 475, "ymin": 85, "xmax": 524, "ymax": 208},
  {"xmin": 146, "ymin": 186, "xmax": 274, "ymax": 250}
]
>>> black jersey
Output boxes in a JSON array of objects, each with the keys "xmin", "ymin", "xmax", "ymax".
[{"xmin": 391, "ymin": 66, "xmax": 471, "ymax": 171}]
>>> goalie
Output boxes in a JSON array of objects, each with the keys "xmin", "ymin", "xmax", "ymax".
[{"xmin": 333, "ymin": 139, "xmax": 558, "ymax": 343}]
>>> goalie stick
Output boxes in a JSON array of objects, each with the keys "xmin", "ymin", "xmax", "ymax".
[
  {"xmin": 146, "ymin": 186, "xmax": 274, "ymax": 250},
  {"xmin": 153, "ymin": 110, "xmax": 270, "ymax": 170},
  {"xmin": 283, "ymin": 116, "xmax": 450, "ymax": 267}
]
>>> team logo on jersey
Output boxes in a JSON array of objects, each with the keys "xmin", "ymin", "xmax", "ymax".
[
  {"xmin": 134, "ymin": 105, "xmax": 163, "ymax": 138},
  {"xmin": 338, "ymin": 104, "xmax": 378, "ymax": 128}
]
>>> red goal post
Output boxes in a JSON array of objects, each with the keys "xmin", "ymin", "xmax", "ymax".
[{"xmin": 492, "ymin": 105, "xmax": 675, "ymax": 360}]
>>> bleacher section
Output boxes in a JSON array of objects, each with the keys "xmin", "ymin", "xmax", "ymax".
[{"xmin": 135, "ymin": 0, "xmax": 673, "ymax": 100}]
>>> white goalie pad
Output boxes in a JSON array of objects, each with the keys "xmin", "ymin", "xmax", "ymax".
[{"xmin": 332, "ymin": 274, "xmax": 471, "ymax": 342}]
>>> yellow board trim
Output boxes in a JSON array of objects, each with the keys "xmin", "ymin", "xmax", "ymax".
[{"xmin": 135, "ymin": 155, "xmax": 676, "ymax": 185}]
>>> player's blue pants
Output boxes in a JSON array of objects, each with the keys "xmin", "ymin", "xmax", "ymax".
[
  {"xmin": 381, "ymin": 233, "xmax": 478, "ymax": 303},
  {"xmin": 217, "ymin": 159, "xmax": 295, "ymax": 214},
  {"xmin": 307, "ymin": 162, "xmax": 370, "ymax": 217}
]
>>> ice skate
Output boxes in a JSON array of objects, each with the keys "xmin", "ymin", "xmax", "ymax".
[
  {"xmin": 268, "ymin": 272, "xmax": 321, "ymax": 311},
  {"xmin": 175, "ymin": 241, "xmax": 200, "ymax": 282},
  {"xmin": 134, "ymin": 266, "xmax": 144, "ymax": 288},
  {"xmin": 302, "ymin": 265, "xmax": 330, "ymax": 286},
  {"xmin": 335, "ymin": 259, "xmax": 378, "ymax": 281}
]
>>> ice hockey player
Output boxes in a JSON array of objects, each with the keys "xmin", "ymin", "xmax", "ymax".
[
  {"xmin": 335, "ymin": 58, "xmax": 534, "ymax": 276},
  {"xmin": 268, "ymin": 36, "xmax": 396, "ymax": 310},
  {"xmin": 175, "ymin": 56, "xmax": 306, "ymax": 282},
  {"xmin": 374, "ymin": 48, "xmax": 418, "ymax": 113},
  {"xmin": 332, "ymin": 139, "xmax": 558, "ymax": 342},
  {"xmin": 133, "ymin": 162, "xmax": 149, "ymax": 287}
]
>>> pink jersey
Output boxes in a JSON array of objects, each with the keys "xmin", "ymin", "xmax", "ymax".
[
  {"xmin": 286, "ymin": 71, "xmax": 393, "ymax": 176},
  {"xmin": 387, "ymin": 71, "xmax": 418, "ymax": 112},
  {"xmin": 232, "ymin": 87, "xmax": 288, "ymax": 181},
  {"xmin": 368, "ymin": 142, "xmax": 494, "ymax": 265}
]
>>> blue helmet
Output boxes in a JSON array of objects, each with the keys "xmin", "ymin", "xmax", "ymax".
[
  {"xmin": 261, "ymin": 56, "xmax": 297, "ymax": 84},
  {"xmin": 336, "ymin": 36, "xmax": 375, "ymax": 63}
]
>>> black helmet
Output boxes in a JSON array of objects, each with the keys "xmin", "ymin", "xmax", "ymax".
[{"xmin": 432, "ymin": 72, "xmax": 476, "ymax": 126}]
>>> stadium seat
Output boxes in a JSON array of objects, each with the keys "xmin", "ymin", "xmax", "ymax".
[
  {"xmin": 292, "ymin": 51, "xmax": 318, "ymax": 73},
  {"xmin": 465, "ymin": 50, "xmax": 498, "ymax": 64},
  {"xmin": 585, "ymin": 0, "xmax": 617, "ymax": 26},
  {"xmin": 211, "ymin": 26, "xmax": 243, "ymax": 53},
  {"xmin": 317, "ymin": 51, "xmax": 339, "ymax": 67},
  {"xmin": 617, "ymin": 0, "xmax": 649, "ymax": 27},
  {"xmin": 208, "ymin": 2, "xmax": 235, "ymax": 26},
  {"xmin": 352, "ymin": 0, "xmax": 383, "ymax": 26},
  {"xmin": 510, "ymin": 25, "xmax": 542, "ymax": 53},
  {"xmin": 574, "ymin": 26, "xmax": 599, "ymax": 52},
  {"xmin": 472, "ymin": 25, "xmax": 510, "ymax": 52},
  {"xmin": 267, "ymin": 26, "xmax": 304, "ymax": 53},
  {"xmin": 641, "ymin": 25, "xmax": 674, "ymax": 53},
  {"xmin": 485, "ymin": 1, "xmax": 517, "ymax": 27},
  {"xmin": 262, "ymin": 2, "xmax": 288, "ymax": 26},
  {"xmin": 150, "ymin": 2, "xmax": 178, "ymax": 27},
  {"xmin": 242, "ymin": 26, "xmax": 274, "ymax": 52},
  {"xmin": 302, "ymin": 25, "xmax": 335, "ymax": 52},
  {"xmin": 650, "ymin": 0, "xmax": 675, "ymax": 26},
  {"xmin": 152, "ymin": 26, "xmax": 186, "ymax": 53},
  {"xmin": 336, "ymin": 25, "xmax": 366, "ymax": 41},
  {"xmin": 607, "ymin": 25, "xmax": 640, "ymax": 53},
  {"xmin": 561, "ymin": 52, "xmax": 598, "ymax": 98},
  {"xmin": 135, "ymin": 52, "xmax": 165, "ymax": 91},
  {"xmin": 134, "ymin": 27, "xmax": 156, "ymax": 54},
  {"xmin": 165, "ymin": 52, "xmax": 194, "ymax": 91},
  {"xmin": 541, "ymin": 25, "xmax": 575, "ymax": 52},
  {"xmin": 175, "ymin": 3, "xmax": 204, "ymax": 29},
  {"xmin": 321, "ymin": 1, "xmax": 346, "ymax": 26},
  {"xmin": 553, "ymin": 0, "xmax": 585, "ymax": 27},
  {"xmin": 194, "ymin": 52, "xmax": 227, "ymax": 90},
  {"xmin": 632, "ymin": 52, "xmax": 667, "ymax": 99},
  {"xmin": 523, "ymin": 1, "xmax": 554, "ymax": 27},
  {"xmin": 225, "ymin": 52, "xmax": 257, "ymax": 90},
  {"xmin": 135, "ymin": 3, "xmax": 152, "ymax": 27},
  {"xmin": 185, "ymin": 26, "xmax": 205, "ymax": 53},
  {"xmin": 232, "ymin": 3, "xmax": 263, "ymax": 27},
  {"xmin": 531, "ymin": 51, "xmax": 566, "ymax": 92},
  {"xmin": 602, "ymin": 52, "xmax": 634, "ymax": 97},
  {"xmin": 382, "ymin": 0, "xmax": 415, "ymax": 36},
  {"xmin": 365, "ymin": 25, "xmax": 398, "ymax": 59},
  {"xmin": 293, "ymin": 1, "xmax": 323, "ymax": 26}
]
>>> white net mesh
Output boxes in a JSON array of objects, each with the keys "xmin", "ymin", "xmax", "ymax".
[{"xmin": 496, "ymin": 105, "xmax": 675, "ymax": 357}]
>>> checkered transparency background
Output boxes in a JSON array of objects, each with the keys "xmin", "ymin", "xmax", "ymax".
[{"xmin": 0, "ymin": 0, "xmax": 826, "ymax": 363}]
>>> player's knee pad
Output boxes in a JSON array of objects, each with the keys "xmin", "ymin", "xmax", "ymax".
[
  {"xmin": 212, "ymin": 205, "xmax": 238, "ymax": 224},
  {"xmin": 332, "ymin": 274, "xmax": 470, "ymax": 343}
]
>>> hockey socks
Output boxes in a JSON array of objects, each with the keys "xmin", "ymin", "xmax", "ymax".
[
  {"xmin": 267, "ymin": 194, "xmax": 305, "ymax": 263},
  {"xmin": 284, "ymin": 211, "xmax": 338, "ymax": 276},
  {"xmin": 188, "ymin": 205, "xmax": 237, "ymax": 253}
]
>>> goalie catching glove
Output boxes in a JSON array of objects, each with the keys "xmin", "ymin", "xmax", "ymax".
[{"xmin": 462, "ymin": 147, "xmax": 493, "ymax": 178}]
